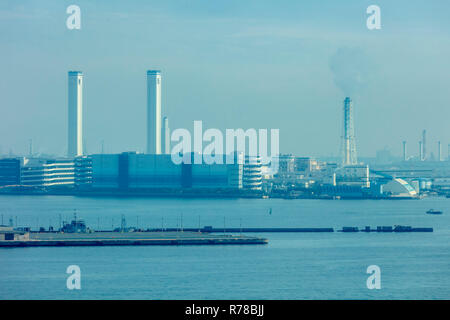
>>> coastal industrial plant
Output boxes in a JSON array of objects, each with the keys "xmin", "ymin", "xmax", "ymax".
[{"xmin": 0, "ymin": 70, "xmax": 449, "ymax": 200}]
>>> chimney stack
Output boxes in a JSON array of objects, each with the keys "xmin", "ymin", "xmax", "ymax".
[{"xmin": 402, "ymin": 141, "xmax": 407, "ymax": 161}]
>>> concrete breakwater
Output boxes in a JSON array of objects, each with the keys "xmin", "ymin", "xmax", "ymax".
[
  {"xmin": 0, "ymin": 225, "xmax": 434, "ymax": 248},
  {"xmin": 339, "ymin": 226, "xmax": 433, "ymax": 232},
  {"xmin": 0, "ymin": 231, "xmax": 268, "ymax": 247},
  {"xmin": 154, "ymin": 227, "xmax": 335, "ymax": 233},
  {"xmin": 151, "ymin": 226, "xmax": 432, "ymax": 233}
]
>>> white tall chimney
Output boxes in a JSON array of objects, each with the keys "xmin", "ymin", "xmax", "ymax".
[
  {"xmin": 147, "ymin": 70, "xmax": 162, "ymax": 154},
  {"xmin": 68, "ymin": 71, "xmax": 83, "ymax": 157}
]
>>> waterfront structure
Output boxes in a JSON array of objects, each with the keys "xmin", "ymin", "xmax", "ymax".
[
  {"xmin": 90, "ymin": 152, "xmax": 243, "ymax": 190},
  {"xmin": 74, "ymin": 156, "xmax": 92, "ymax": 187},
  {"xmin": 300, "ymin": 160, "xmax": 336, "ymax": 186},
  {"xmin": 278, "ymin": 154, "xmax": 295, "ymax": 173},
  {"xmin": 341, "ymin": 97, "xmax": 357, "ymax": 166},
  {"xmin": 433, "ymin": 178, "xmax": 450, "ymax": 191},
  {"xmin": 409, "ymin": 180, "xmax": 420, "ymax": 193},
  {"xmin": 318, "ymin": 163, "xmax": 337, "ymax": 186},
  {"xmin": 0, "ymin": 227, "xmax": 29, "ymax": 241},
  {"xmin": 129, "ymin": 153, "xmax": 181, "ymax": 189},
  {"xmin": 382, "ymin": 178, "xmax": 417, "ymax": 198},
  {"xmin": 295, "ymin": 157, "xmax": 323, "ymax": 177},
  {"xmin": 335, "ymin": 164, "xmax": 370, "ymax": 188},
  {"xmin": 1, "ymin": 231, "xmax": 267, "ymax": 247},
  {"xmin": 295, "ymin": 157, "xmax": 320, "ymax": 173},
  {"xmin": 371, "ymin": 160, "xmax": 450, "ymax": 180},
  {"xmin": 61, "ymin": 215, "xmax": 88, "ymax": 233},
  {"xmin": 68, "ymin": 71, "xmax": 83, "ymax": 158},
  {"xmin": 243, "ymin": 156, "xmax": 263, "ymax": 190},
  {"xmin": 270, "ymin": 156, "xmax": 334, "ymax": 186},
  {"xmin": 21, "ymin": 158, "xmax": 75, "ymax": 187},
  {"xmin": 162, "ymin": 116, "xmax": 170, "ymax": 154},
  {"xmin": 91, "ymin": 154, "xmax": 121, "ymax": 188},
  {"xmin": 147, "ymin": 70, "xmax": 162, "ymax": 154},
  {"xmin": 0, "ymin": 158, "xmax": 21, "ymax": 186},
  {"xmin": 272, "ymin": 155, "xmax": 296, "ymax": 184}
]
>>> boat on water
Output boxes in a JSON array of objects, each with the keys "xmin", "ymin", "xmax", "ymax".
[{"xmin": 426, "ymin": 209, "xmax": 443, "ymax": 215}]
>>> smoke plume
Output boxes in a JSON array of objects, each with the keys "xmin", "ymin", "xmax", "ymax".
[{"xmin": 329, "ymin": 47, "xmax": 374, "ymax": 95}]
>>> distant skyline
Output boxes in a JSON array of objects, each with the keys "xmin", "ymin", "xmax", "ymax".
[{"xmin": 1, "ymin": 0, "xmax": 449, "ymax": 157}]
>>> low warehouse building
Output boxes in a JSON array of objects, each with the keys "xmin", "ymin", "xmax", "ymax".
[{"xmin": 0, "ymin": 227, "xmax": 30, "ymax": 240}]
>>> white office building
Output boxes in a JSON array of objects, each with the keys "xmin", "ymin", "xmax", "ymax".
[
  {"xmin": 147, "ymin": 70, "xmax": 162, "ymax": 154},
  {"xmin": 68, "ymin": 71, "xmax": 83, "ymax": 158}
]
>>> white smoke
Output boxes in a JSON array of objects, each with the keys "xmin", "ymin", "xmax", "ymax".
[{"xmin": 329, "ymin": 47, "xmax": 375, "ymax": 95}]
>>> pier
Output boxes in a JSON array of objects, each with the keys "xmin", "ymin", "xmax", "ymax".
[
  {"xmin": 339, "ymin": 226, "xmax": 433, "ymax": 232},
  {"xmin": 0, "ymin": 231, "xmax": 268, "ymax": 247},
  {"xmin": 0, "ymin": 225, "xmax": 434, "ymax": 248},
  {"xmin": 151, "ymin": 226, "xmax": 433, "ymax": 233},
  {"xmin": 153, "ymin": 227, "xmax": 335, "ymax": 233}
]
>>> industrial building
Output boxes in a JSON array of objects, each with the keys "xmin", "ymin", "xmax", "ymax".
[
  {"xmin": 0, "ymin": 226, "xmax": 29, "ymax": 241},
  {"xmin": 0, "ymin": 152, "xmax": 264, "ymax": 193},
  {"xmin": 20, "ymin": 158, "xmax": 76, "ymax": 187},
  {"xmin": 278, "ymin": 154, "xmax": 295, "ymax": 173},
  {"xmin": 74, "ymin": 156, "xmax": 92, "ymax": 187},
  {"xmin": 295, "ymin": 157, "xmax": 319, "ymax": 173},
  {"xmin": 271, "ymin": 156, "xmax": 332, "ymax": 186},
  {"xmin": 313, "ymin": 162, "xmax": 337, "ymax": 186},
  {"xmin": 335, "ymin": 165, "xmax": 370, "ymax": 188},
  {"xmin": 243, "ymin": 156, "xmax": 263, "ymax": 190},
  {"xmin": 270, "ymin": 155, "xmax": 295, "ymax": 185},
  {"xmin": 0, "ymin": 158, "xmax": 21, "ymax": 186},
  {"xmin": 90, "ymin": 152, "xmax": 244, "ymax": 190}
]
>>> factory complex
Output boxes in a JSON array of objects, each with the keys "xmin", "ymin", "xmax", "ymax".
[{"xmin": 1, "ymin": 71, "xmax": 450, "ymax": 199}]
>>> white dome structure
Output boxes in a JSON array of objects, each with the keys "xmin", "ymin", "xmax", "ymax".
[{"xmin": 382, "ymin": 178, "xmax": 417, "ymax": 198}]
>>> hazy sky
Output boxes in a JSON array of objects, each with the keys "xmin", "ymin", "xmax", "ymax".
[{"xmin": 1, "ymin": 0, "xmax": 449, "ymax": 158}]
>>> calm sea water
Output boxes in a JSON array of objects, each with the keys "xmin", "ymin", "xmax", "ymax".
[{"xmin": 0, "ymin": 195, "xmax": 449, "ymax": 300}]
